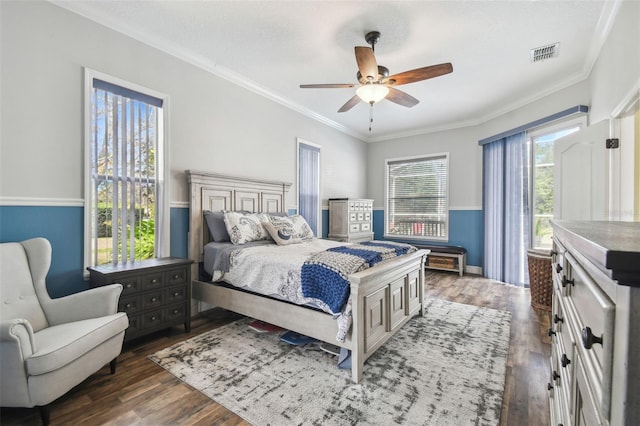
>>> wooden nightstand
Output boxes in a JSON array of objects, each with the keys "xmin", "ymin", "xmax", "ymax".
[{"xmin": 88, "ymin": 257, "xmax": 193, "ymax": 341}]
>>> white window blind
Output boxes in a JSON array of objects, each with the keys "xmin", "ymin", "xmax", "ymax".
[
  {"xmin": 385, "ymin": 154, "xmax": 449, "ymax": 240},
  {"xmin": 87, "ymin": 77, "xmax": 163, "ymax": 266}
]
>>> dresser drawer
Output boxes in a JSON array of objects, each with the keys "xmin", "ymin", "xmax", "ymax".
[
  {"xmin": 566, "ymin": 252, "xmax": 615, "ymax": 418},
  {"xmin": 165, "ymin": 302, "xmax": 187, "ymax": 321},
  {"xmin": 166, "ymin": 267, "xmax": 188, "ymax": 286},
  {"xmin": 142, "ymin": 272, "xmax": 164, "ymax": 290},
  {"xmin": 141, "ymin": 290, "xmax": 164, "ymax": 310},
  {"xmin": 140, "ymin": 308, "xmax": 165, "ymax": 330},
  {"xmin": 118, "ymin": 295, "xmax": 140, "ymax": 315},
  {"xmin": 551, "ymin": 294, "xmax": 575, "ymax": 387},
  {"xmin": 350, "ymin": 223, "xmax": 361, "ymax": 233},
  {"xmin": 165, "ymin": 284, "xmax": 188, "ymax": 304},
  {"xmin": 117, "ymin": 275, "xmax": 141, "ymax": 296}
]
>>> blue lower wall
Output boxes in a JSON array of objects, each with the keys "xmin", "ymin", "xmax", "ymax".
[
  {"xmin": 322, "ymin": 208, "xmax": 483, "ymax": 267},
  {"xmin": 0, "ymin": 205, "xmax": 190, "ymax": 298},
  {"xmin": 0, "ymin": 205, "xmax": 483, "ymax": 298}
]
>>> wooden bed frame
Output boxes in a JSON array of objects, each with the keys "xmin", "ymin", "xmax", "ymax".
[{"xmin": 186, "ymin": 170, "xmax": 428, "ymax": 383}]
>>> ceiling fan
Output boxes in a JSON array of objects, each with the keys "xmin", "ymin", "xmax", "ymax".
[{"xmin": 300, "ymin": 31, "xmax": 453, "ymax": 129}]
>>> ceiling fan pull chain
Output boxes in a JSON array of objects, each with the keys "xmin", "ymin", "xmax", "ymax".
[{"xmin": 369, "ymin": 102, "xmax": 374, "ymax": 131}]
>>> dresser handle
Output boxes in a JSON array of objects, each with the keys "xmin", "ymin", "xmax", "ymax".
[
  {"xmin": 173, "ymin": 309, "xmax": 179, "ymax": 314},
  {"xmin": 125, "ymin": 303, "xmax": 132, "ymax": 308},
  {"xmin": 174, "ymin": 292, "xmax": 180, "ymax": 297},
  {"xmin": 151, "ymin": 278, "xmax": 158, "ymax": 284},
  {"xmin": 548, "ymin": 328, "xmax": 556, "ymax": 337},
  {"xmin": 561, "ymin": 354, "xmax": 571, "ymax": 368},
  {"xmin": 547, "ymin": 382, "xmax": 554, "ymax": 391},
  {"xmin": 582, "ymin": 327, "xmax": 603, "ymax": 349},
  {"xmin": 173, "ymin": 274, "xmax": 180, "ymax": 279},
  {"xmin": 552, "ymin": 370, "xmax": 560, "ymax": 382},
  {"xmin": 556, "ymin": 264, "xmax": 563, "ymax": 273},
  {"xmin": 126, "ymin": 283, "xmax": 133, "ymax": 289},
  {"xmin": 553, "ymin": 314, "xmax": 564, "ymax": 324},
  {"xmin": 561, "ymin": 276, "xmax": 574, "ymax": 288},
  {"xmin": 150, "ymin": 316, "xmax": 157, "ymax": 321},
  {"xmin": 151, "ymin": 297, "xmax": 157, "ymax": 302}
]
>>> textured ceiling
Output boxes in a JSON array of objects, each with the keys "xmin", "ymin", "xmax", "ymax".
[{"xmin": 54, "ymin": 0, "xmax": 616, "ymax": 142}]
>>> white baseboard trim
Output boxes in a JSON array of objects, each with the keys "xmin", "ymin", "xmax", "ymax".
[{"xmin": 466, "ymin": 265, "xmax": 483, "ymax": 275}]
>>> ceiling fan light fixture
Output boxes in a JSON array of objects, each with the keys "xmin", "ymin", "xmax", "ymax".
[{"xmin": 356, "ymin": 83, "xmax": 389, "ymax": 104}]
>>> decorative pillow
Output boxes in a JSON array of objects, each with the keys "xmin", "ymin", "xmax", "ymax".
[
  {"xmin": 203, "ymin": 210, "xmax": 230, "ymax": 242},
  {"xmin": 263, "ymin": 221, "xmax": 302, "ymax": 246},
  {"xmin": 223, "ymin": 211, "xmax": 271, "ymax": 245},
  {"xmin": 289, "ymin": 214, "xmax": 315, "ymax": 240}
]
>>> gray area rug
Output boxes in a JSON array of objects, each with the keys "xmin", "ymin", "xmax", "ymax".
[{"xmin": 150, "ymin": 298, "xmax": 511, "ymax": 425}]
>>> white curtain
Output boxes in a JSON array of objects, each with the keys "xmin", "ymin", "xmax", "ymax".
[{"xmin": 483, "ymin": 132, "xmax": 531, "ymax": 286}]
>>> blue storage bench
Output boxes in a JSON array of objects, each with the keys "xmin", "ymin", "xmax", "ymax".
[{"xmin": 413, "ymin": 244, "xmax": 467, "ymax": 276}]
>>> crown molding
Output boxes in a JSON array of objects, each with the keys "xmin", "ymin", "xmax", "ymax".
[{"xmin": 51, "ymin": 0, "xmax": 621, "ymax": 145}]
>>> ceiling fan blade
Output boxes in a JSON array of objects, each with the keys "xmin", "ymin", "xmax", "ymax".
[
  {"xmin": 338, "ymin": 95, "xmax": 361, "ymax": 113},
  {"xmin": 386, "ymin": 87, "xmax": 419, "ymax": 108},
  {"xmin": 299, "ymin": 83, "xmax": 356, "ymax": 89},
  {"xmin": 355, "ymin": 46, "xmax": 378, "ymax": 81},
  {"xmin": 386, "ymin": 63, "xmax": 453, "ymax": 86}
]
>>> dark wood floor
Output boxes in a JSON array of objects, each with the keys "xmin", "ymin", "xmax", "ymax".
[{"xmin": 1, "ymin": 271, "xmax": 551, "ymax": 425}]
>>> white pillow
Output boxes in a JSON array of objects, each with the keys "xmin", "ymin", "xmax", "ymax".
[
  {"xmin": 289, "ymin": 214, "xmax": 315, "ymax": 240},
  {"xmin": 223, "ymin": 211, "xmax": 271, "ymax": 245},
  {"xmin": 263, "ymin": 221, "xmax": 302, "ymax": 246}
]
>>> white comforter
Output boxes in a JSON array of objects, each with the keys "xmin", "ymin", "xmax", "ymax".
[{"xmin": 214, "ymin": 238, "xmax": 353, "ymax": 341}]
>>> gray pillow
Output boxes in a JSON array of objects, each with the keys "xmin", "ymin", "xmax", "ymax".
[{"xmin": 204, "ymin": 210, "xmax": 230, "ymax": 242}]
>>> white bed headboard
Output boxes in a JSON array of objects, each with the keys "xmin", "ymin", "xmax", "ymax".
[{"xmin": 186, "ymin": 170, "xmax": 292, "ymax": 266}]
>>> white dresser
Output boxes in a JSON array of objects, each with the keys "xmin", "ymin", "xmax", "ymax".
[
  {"xmin": 327, "ymin": 198, "xmax": 374, "ymax": 242},
  {"xmin": 549, "ymin": 220, "xmax": 640, "ymax": 426}
]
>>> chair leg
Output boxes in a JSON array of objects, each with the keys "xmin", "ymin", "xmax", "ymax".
[
  {"xmin": 110, "ymin": 357, "xmax": 117, "ymax": 374},
  {"xmin": 38, "ymin": 405, "xmax": 50, "ymax": 426}
]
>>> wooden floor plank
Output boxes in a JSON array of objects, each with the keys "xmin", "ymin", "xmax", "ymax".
[{"xmin": 1, "ymin": 271, "xmax": 550, "ymax": 425}]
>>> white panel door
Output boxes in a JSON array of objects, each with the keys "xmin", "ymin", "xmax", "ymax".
[{"xmin": 554, "ymin": 120, "xmax": 609, "ymax": 220}]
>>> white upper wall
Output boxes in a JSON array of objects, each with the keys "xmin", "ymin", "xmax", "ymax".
[
  {"xmin": 367, "ymin": 0, "xmax": 638, "ymax": 209},
  {"xmin": 0, "ymin": 1, "xmax": 367, "ymax": 210}
]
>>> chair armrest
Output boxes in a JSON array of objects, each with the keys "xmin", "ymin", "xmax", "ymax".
[
  {"xmin": 44, "ymin": 284, "xmax": 123, "ymax": 326},
  {"xmin": 1, "ymin": 319, "xmax": 36, "ymax": 358}
]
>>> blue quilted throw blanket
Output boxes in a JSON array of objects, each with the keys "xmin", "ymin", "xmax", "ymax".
[{"xmin": 301, "ymin": 241, "xmax": 417, "ymax": 313}]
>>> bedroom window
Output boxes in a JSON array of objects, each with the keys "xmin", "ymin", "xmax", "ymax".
[
  {"xmin": 84, "ymin": 69, "xmax": 168, "ymax": 269},
  {"xmin": 297, "ymin": 139, "xmax": 321, "ymax": 236},
  {"xmin": 384, "ymin": 153, "xmax": 449, "ymax": 241}
]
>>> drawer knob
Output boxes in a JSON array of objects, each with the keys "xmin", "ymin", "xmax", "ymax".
[
  {"xmin": 552, "ymin": 370, "xmax": 560, "ymax": 382},
  {"xmin": 125, "ymin": 303, "xmax": 132, "ymax": 308},
  {"xmin": 151, "ymin": 279, "xmax": 158, "ymax": 283},
  {"xmin": 174, "ymin": 292, "xmax": 180, "ymax": 297},
  {"xmin": 561, "ymin": 354, "xmax": 571, "ymax": 368},
  {"xmin": 553, "ymin": 314, "xmax": 564, "ymax": 324},
  {"xmin": 547, "ymin": 382, "xmax": 554, "ymax": 391},
  {"xmin": 548, "ymin": 328, "xmax": 556, "ymax": 337},
  {"xmin": 173, "ymin": 309, "xmax": 179, "ymax": 314},
  {"xmin": 173, "ymin": 274, "xmax": 180, "ymax": 279},
  {"xmin": 126, "ymin": 283, "xmax": 133, "ymax": 289},
  {"xmin": 555, "ymin": 264, "xmax": 563, "ymax": 273},
  {"xmin": 582, "ymin": 327, "xmax": 603, "ymax": 349},
  {"xmin": 151, "ymin": 297, "xmax": 157, "ymax": 302},
  {"xmin": 151, "ymin": 316, "xmax": 157, "ymax": 321},
  {"xmin": 561, "ymin": 276, "xmax": 574, "ymax": 288}
]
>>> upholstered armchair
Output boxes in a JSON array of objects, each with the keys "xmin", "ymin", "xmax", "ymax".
[{"xmin": 0, "ymin": 238, "xmax": 129, "ymax": 425}]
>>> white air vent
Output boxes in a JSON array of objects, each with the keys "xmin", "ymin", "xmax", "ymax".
[{"xmin": 530, "ymin": 43, "xmax": 560, "ymax": 62}]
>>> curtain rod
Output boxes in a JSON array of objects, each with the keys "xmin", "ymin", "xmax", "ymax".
[{"xmin": 478, "ymin": 105, "xmax": 589, "ymax": 145}]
